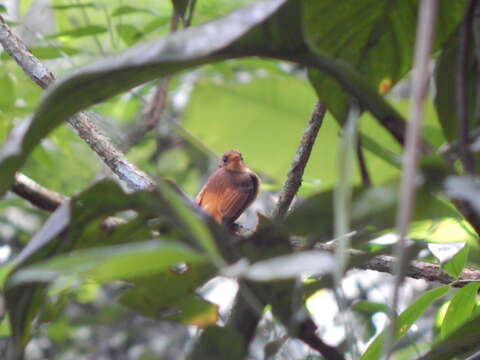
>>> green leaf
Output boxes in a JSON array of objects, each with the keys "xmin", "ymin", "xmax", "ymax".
[
  {"xmin": 441, "ymin": 283, "xmax": 480, "ymax": 339},
  {"xmin": 360, "ymin": 285, "xmax": 450, "ymax": 360},
  {"xmin": 29, "ymin": 46, "xmax": 81, "ymax": 59},
  {"xmin": 285, "ymin": 168, "xmax": 457, "ymax": 239},
  {"xmin": 163, "ymin": 295, "xmax": 218, "ymax": 328},
  {"xmin": 8, "ymin": 241, "xmax": 207, "ymax": 286},
  {"xmin": 189, "ymin": 326, "xmax": 243, "ymax": 360},
  {"xmin": 0, "ymin": 316, "xmax": 11, "ymax": 338},
  {"xmin": 0, "ymin": 73, "xmax": 15, "ymax": 112},
  {"xmin": 51, "ymin": 3, "xmax": 98, "ymax": 11},
  {"xmin": 46, "ymin": 25, "xmax": 107, "ymax": 39},
  {"xmin": 119, "ymin": 262, "xmax": 215, "ymax": 322},
  {"xmin": 442, "ymin": 243, "xmax": 469, "ymax": 278},
  {"xmin": 111, "ymin": 5, "xmax": 156, "ymax": 17},
  {"xmin": 303, "ymin": 0, "xmax": 465, "ymax": 123},
  {"xmin": 0, "ymin": 5, "xmax": 6, "ymax": 13},
  {"xmin": 418, "ymin": 313, "xmax": 480, "ymax": 360},
  {"xmin": 352, "ymin": 301, "xmax": 389, "ymax": 314},
  {"xmin": 434, "ymin": 32, "xmax": 477, "ymax": 142},
  {"xmin": 116, "ymin": 24, "xmax": 144, "ymax": 46},
  {"xmin": 4, "ymin": 179, "xmax": 222, "ymax": 351}
]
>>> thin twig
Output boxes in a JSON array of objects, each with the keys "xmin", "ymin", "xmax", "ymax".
[
  {"xmin": 357, "ymin": 137, "xmax": 371, "ymax": 187},
  {"xmin": 272, "ymin": 101, "xmax": 326, "ymax": 219},
  {"xmin": 11, "ymin": 173, "xmax": 67, "ymax": 211},
  {"xmin": 388, "ymin": 0, "xmax": 438, "ymax": 357},
  {"xmin": 457, "ymin": 0, "xmax": 478, "ymax": 174},
  {"xmin": 123, "ymin": 14, "xmax": 180, "ymax": 150},
  {"xmin": 0, "ymin": 15, "xmax": 155, "ymax": 191}
]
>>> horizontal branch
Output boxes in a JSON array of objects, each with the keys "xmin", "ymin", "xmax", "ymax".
[
  {"xmin": 0, "ymin": 15, "xmax": 155, "ymax": 192},
  {"xmin": 316, "ymin": 243, "xmax": 479, "ymax": 287}
]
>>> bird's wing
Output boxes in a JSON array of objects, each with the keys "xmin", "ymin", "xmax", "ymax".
[{"xmin": 219, "ymin": 173, "xmax": 259, "ymax": 223}]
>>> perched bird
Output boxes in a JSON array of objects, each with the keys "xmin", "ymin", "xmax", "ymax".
[{"xmin": 196, "ymin": 150, "xmax": 260, "ymax": 228}]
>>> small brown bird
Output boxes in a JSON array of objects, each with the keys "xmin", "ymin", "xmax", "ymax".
[{"xmin": 196, "ymin": 150, "xmax": 260, "ymax": 228}]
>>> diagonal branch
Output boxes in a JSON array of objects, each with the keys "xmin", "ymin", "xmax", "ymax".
[
  {"xmin": 272, "ymin": 101, "xmax": 326, "ymax": 219},
  {"xmin": 11, "ymin": 173, "xmax": 67, "ymax": 211},
  {"xmin": 123, "ymin": 14, "xmax": 180, "ymax": 150},
  {"xmin": 0, "ymin": 15, "xmax": 155, "ymax": 192}
]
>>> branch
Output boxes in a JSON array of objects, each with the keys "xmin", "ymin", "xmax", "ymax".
[
  {"xmin": 0, "ymin": 15, "xmax": 155, "ymax": 192},
  {"xmin": 315, "ymin": 243, "xmax": 480, "ymax": 288},
  {"xmin": 123, "ymin": 14, "xmax": 180, "ymax": 150},
  {"xmin": 297, "ymin": 319, "xmax": 345, "ymax": 360},
  {"xmin": 11, "ymin": 173, "xmax": 67, "ymax": 211},
  {"xmin": 356, "ymin": 137, "xmax": 371, "ymax": 187},
  {"xmin": 456, "ymin": 0, "xmax": 478, "ymax": 174},
  {"xmin": 272, "ymin": 101, "xmax": 326, "ymax": 219},
  {"xmin": 390, "ymin": 0, "xmax": 437, "ymax": 355}
]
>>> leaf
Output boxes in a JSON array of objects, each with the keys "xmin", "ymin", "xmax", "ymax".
[
  {"xmin": 418, "ymin": 313, "xmax": 480, "ymax": 360},
  {"xmin": 428, "ymin": 242, "xmax": 466, "ymax": 264},
  {"xmin": 223, "ymin": 250, "xmax": 334, "ymax": 281},
  {"xmin": 46, "ymin": 25, "xmax": 107, "ymax": 39},
  {"xmin": 164, "ymin": 295, "xmax": 219, "ymax": 328},
  {"xmin": 189, "ymin": 326, "xmax": 243, "ymax": 360},
  {"xmin": 0, "ymin": 73, "xmax": 15, "ymax": 111},
  {"xmin": 0, "ymin": 0, "xmax": 287, "ymax": 195},
  {"xmin": 360, "ymin": 285, "xmax": 450, "ymax": 360},
  {"xmin": 119, "ymin": 261, "xmax": 215, "ymax": 320},
  {"xmin": 111, "ymin": 5, "xmax": 156, "ymax": 17},
  {"xmin": 51, "ymin": 3, "xmax": 98, "ymax": 11},
  {"xmin": 0, "ymin": 316, "xmax": 11, "ymax": 338},
  {"xmin": 303, "ymin": 0, "xmax": 465, "ymax": 123},
  {"xmin": 428, "ymin": 242, "xmax": 469, "ymax": 278},
  {"xmin": 4, "ymin": 179, "xmax": 222, "ymax": 351},
  {"xmin": 352, "ymin": 301, "xmax": 389, "ymax": 314},
  {"xmin": 434, "ymin": 32, "xmax": 477, "ymax": 142},
  {"xmin": 0, "ymin": 5, "xmax": 6, "ymax": 13},
  {"xmin": 285, "ymin": 169, "xmax": 457, "ymax": 239},
  {"xmin": 29, "ymin": 46, "xmax": 81, "ymax": 59},
  {"xmin": 8, "ymin": 241, "xmax": 207, "ymax": 286},
  {"xmin": 440, "ymin": 283, "xmax": 480, "ymax": 339},
  {"xmin": 116, "ymin": 24, "xmax": 144, "ymax": 46}
]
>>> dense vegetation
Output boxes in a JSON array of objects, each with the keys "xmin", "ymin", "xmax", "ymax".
[{"xmin": 1, "ymin": 0, "xmax": 480, "ymax": 359}]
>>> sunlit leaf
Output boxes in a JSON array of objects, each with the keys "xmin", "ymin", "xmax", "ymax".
[{"xmin": 440, "ymin": 283, "xmax": 480, "ymax": 339}]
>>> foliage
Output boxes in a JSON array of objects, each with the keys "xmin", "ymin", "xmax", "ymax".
[{"xmin": 0, "ymin": 0, "xmax": 479, "ymax": 359}]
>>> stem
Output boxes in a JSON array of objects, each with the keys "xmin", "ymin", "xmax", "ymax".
[
  {"xmin": 272, "ymin": 101, "xmax": 326, "ymax": 219},
  {"xmin": 11, "ymin": 173, "xmax": 67, "ymax": 211},
  {"xmin": 388, "ymin": 0, "xmax": 438, "ymax": 357}
]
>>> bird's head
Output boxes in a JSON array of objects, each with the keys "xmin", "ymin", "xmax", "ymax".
[{"xmin": 219, "ymin": 150, "xmax": 246, "ymax": 172}]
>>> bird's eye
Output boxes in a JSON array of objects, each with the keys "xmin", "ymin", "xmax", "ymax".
[{"xmin": 222, "ymin": 155, "xmax": 228, "ymax": 162}]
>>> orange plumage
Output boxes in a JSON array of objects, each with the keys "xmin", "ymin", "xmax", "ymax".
[{"xmin": 196, "ymin": 150, "xmax": 259, "ymax": 227}]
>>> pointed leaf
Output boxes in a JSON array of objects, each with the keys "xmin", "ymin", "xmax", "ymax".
[
  {"xmin": 441, "ymin": 282, "xmax": 480, "ymax": 339},
  {"xmin": 360, "ymin": 285, "xmax": 450, "ymax": 360}
]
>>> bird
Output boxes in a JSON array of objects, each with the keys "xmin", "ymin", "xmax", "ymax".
[{"xmin": 196, "ymin": 150, "xmax": 260, "ymax": 228}]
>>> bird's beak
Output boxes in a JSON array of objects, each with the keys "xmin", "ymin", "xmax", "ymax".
[{"xmin": 231, "ymin": 154, "xmax": 242, "ymax": 163}]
